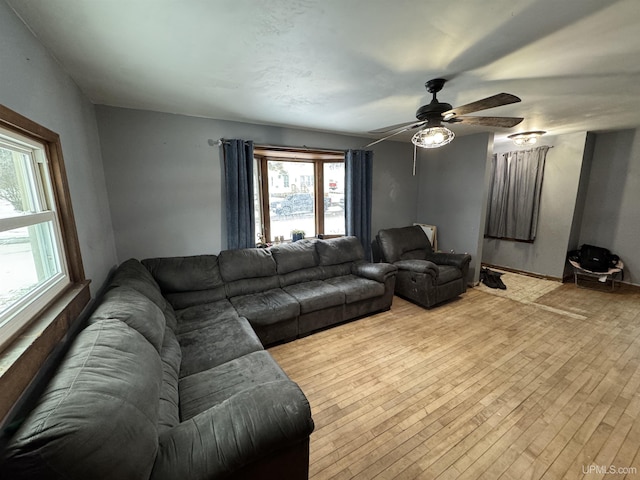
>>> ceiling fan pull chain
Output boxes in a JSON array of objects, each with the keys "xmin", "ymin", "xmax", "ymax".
[{"xmin": 413, "ymin": 144, "xmax": 417, "ymax": 176}]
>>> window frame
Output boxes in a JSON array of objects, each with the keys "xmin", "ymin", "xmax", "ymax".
[
  {"xmin": 253, "ymin": 146, "xmax": 345, "ymax": 242},
  {"xmin": 0, "ymin": 127, "xmax": 72, "ymax": 344},
  {"xmin": 0, "ymin": 105, "xmax": 86, "ymax": 352}
]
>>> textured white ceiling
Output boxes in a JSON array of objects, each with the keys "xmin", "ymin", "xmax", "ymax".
[{"xmin": 7, "ymin": 0, "xmax": 640, "ymax": 144}]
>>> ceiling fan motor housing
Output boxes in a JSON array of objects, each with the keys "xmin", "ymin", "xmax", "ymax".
[{"xmin": 415, "ymin": 100, "xmax": 452, "ymax": 125}]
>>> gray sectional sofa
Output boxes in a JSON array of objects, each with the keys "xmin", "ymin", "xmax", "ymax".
[
  {"xmin": 3, "ymin": 236, "xmax": 397, "ymax": 480},
  {"xmin": 144, "ymin": 235, "xmax": 397, "ymax": 346}
]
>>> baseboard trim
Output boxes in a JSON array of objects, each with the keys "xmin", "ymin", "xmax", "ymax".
[
  {"xmin": 481, "ymin": 263, "xmax": 563, "ymax": 282},
  {"xmin": 482, "ymin": 263, "xmax": 640, "ymax": 291}
]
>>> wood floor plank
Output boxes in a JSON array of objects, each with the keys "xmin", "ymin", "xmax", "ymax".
[{"xmin": 268, "ymin": 277, "xmax": 640, "ymax": 480}]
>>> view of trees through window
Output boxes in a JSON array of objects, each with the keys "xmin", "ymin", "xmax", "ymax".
[{"xmin": 254, "ymin": 150, "xmax": 345, "ymax": 244}]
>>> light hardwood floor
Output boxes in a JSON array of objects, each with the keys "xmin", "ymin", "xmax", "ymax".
[{"xmin": 269, "ymin": 280, "xmax": 640, "ymax": 480}]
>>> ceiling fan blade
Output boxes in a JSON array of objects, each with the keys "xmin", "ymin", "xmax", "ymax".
[
  {"xmin": 445, "ymin": 116, "xmax": 524, "ymax": 128},
  {"xmin": 364, "ymin": 122, "xmax": 426, "ymax": 147},
  {"xmin": 443, "ymin": 93, "xmax": 521, "ymax": 117},
  {"xmin": 369, "ymin": 120, "xmax": 423, "ymax": 134}
]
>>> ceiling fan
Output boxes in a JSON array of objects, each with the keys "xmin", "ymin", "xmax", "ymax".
[{"xmin": 366, "ymin": 78, "xmax": 524, "ymax": 148}]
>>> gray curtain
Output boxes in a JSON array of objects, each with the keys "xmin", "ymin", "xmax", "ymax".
[
  {"xmin": 486, "ymin": 146, "xmax": 549, "ymax": 241},
  {"xmin": 345, "ymin": 149, "xmax": 373, "ymax": 259},
  {"xmin": 222, "ymin": 139, "xmax": 255, "ymax": 249},
  {"xmin": 486, "ymin": 153, "xmax": 509, "ymax": 238}
]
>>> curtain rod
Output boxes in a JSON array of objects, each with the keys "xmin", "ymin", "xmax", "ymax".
[
  {"xmin": 256, "ymin": 143, "xmax": 345, "ymax": 155},
  {"xmin": 216, "ymin": 138, "xmax": 345, "ymax": 155}
]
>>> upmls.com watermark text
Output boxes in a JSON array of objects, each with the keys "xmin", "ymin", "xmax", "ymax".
[{"xmin": 582, "ymin": 464, "xmax": 638, "ymax": 475}]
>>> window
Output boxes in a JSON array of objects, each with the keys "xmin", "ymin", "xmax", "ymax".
[
  {"xmin": 254, "ymin": 147, "xmax": 345, "ymax": 243},
  {"xmin": 0, "ymin": 106, "xmax": 85, "ymax": 351}
]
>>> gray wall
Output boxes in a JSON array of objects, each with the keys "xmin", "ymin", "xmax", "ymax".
[
  {"xmin": 578, "ymin": 129, "xmax": 640, "ymax": 285},
  {"xmin": 415, "ymin": 133, "xmax": 494, "ymax": 284},
  {"xmin": 95, "ymin": 106, "xmax": 417, "ymax": 261},
  {"xmin": 567, "ymin": 133, "xmax": 596, "ymax": 253},
  {"xmin": 1, "ymin": 2, "xmax": 117, "ymax": 293},
  {"xmin": 369, "ymin": 140, "xmax": 419, "ymax": 238},
  {"xmin": 482, "ymin": 132, "xmax": 589, "ymax": 279}
]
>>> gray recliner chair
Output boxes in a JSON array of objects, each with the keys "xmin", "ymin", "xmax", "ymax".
[{"xmin": 374, "ymin": 225, "xmax": 471, "ymax": 308}]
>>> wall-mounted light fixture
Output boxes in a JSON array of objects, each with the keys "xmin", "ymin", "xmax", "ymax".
[{"xmin": 508, "ymin": 130, "xmax": 546, "ymax": 146}]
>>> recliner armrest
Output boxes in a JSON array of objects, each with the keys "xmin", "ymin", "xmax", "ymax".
[
  {"xmin": 394, "ymin": 259, "xmax": 439, "ymax": 278},
  {"xmin": 152, "ymin": 381, "xmax": 314, "ymax": 480},
  {"xmin": 352, "ymin": 261, "xmax": 398, "ymax": 282},
  {"xmin": 424, "ymin": 252, "xmax": 471, "ymax": 270}
]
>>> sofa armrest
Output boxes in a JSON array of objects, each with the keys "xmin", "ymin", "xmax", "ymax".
[
  {"xmin": 151, "ymin": 381, "xmax": 314, "ymax": 480},
  {"xmin": 352, "ymin": 261, "xmax": 398, "ymax": 282},
  {"xmin": 394, "ymin": 259, "xmax": 438, "ymax": 278},
  {"xmin": 424, "ymin": 252, "xmax": 471, "ymax": 270}
]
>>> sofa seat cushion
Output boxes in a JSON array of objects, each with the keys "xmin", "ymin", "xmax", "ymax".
[
  {"xmin": 324, "ymin": 275, "xmax": 385, "ymax": 303},
  {"xmin": 230, "ymin": 288, "xmax": 300, "ymax": 326},
  {"xmin": 178, "ymin": 351, "xmax": 288, "ymax": 421},
  {"xmin": 436, "ymin": 265, "xmax": 463, "ymax": 285},
  {"xmin": 177, "ymin": 315, "xmax": 263, "ymax": 378},
  {"xmin": 283, "ymin": 280, "xmax": 345, "ymax": 314},
  {"xmin": 4, "ymin": 319, "xmax": 162, "ymax": 480},
  {"xmin": 176, "ymin": 299, "xmax": 239, "ymax": 335}
]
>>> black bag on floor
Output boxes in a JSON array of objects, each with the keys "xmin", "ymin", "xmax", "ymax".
[
  {"xmin": 578, "ymin": 244, "xmax": 618, "ymax": 272},
  {"xmin": 480, "ymin": 268, "xmax": 506, "ymax": 290}
]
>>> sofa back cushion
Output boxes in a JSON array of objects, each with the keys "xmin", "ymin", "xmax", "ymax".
[
  {"xmin": 142, "ymin": 255, "xmax": 227, "ymax": 309},
  {"xmin": 316, "ymin": 236, "xmax": 365, "ymax": 266},
  {"xmin": 89, "ymin": 286, "xmax": 166, "ymax": 352},
  {"xmin": 142, "ymin": 255, "xmax": 224, "ymax": 291},
  {"xmin": 278, "ymin": 266, "xmax": 325, "ymax": 287},
  {"xmin": 271, "ymin": 239, "xmax": 319, "ymax": 274},
  {"xmin": 225, "ymin": 276, "xmax": 280, "ymax": 298},
  {"xmin": 219, "ymin": 248, "xmax": 277, "ymax": 282},
  {"xmin": 377, "ymin": 225, "xmax": 432, "ymax": 263},
  {"xmin": 4, "ymin": 319, "xmax": 162, "ymax": 480},
  {"xmin": 108, "ymin": 258, "xmax": 166, "ymax": 309}
]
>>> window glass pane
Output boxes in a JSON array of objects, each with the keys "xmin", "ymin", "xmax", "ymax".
[
  {"xmin": 268, "ymin": 161, "xmax": 315, "ymax": 240},
  {"xmin": 324, "ymin": 162, "xmax": 345, "ymax": 235},
  {"xmin": 0, "ymin": 221, "xmax": 62, "ymax": 319},
  {"xmin": 0, "ymin": 145, "xmax": 39, "ymax": 219}
]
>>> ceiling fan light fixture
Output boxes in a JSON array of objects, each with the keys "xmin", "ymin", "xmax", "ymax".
[
  {"xmin": 508, "ymin": 130, "xmax": 546, "ymax": 146},
  {"xmin": 412, "ymin": 126, "xmax": 455, "ymax": 149}
]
